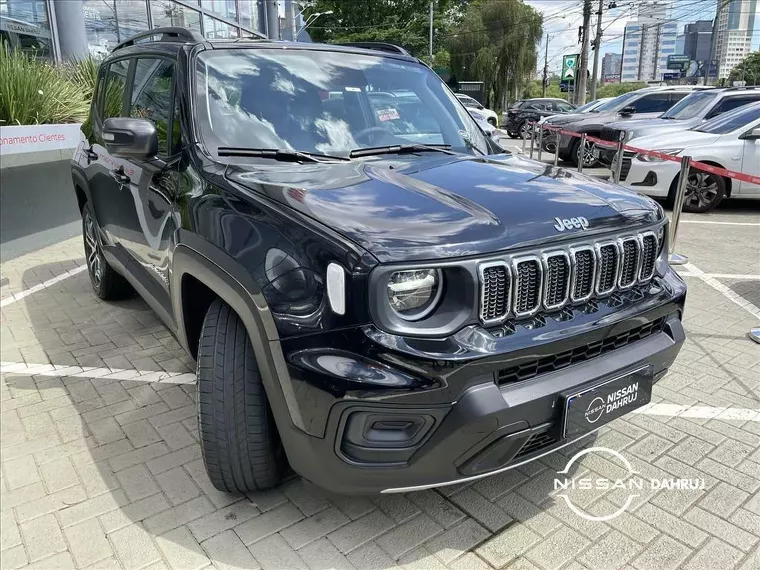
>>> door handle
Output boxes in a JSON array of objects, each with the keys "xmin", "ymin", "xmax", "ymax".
[
  {"xmin": 84, "ymin": 147, "xmax": 98, "ymax": 161},
  {"xmin": 110, "ymin": 167, "xmax": 130, "ymax": 185}
]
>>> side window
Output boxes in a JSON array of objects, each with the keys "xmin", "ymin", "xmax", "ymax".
[
  {"xmin": 554, "ymin": 102, "xmax": 574, "ymax": 112},
  {"xmin": 716, "ymin": 95, "xmax": 760, "ymax": 116},
  {"xmin": 102, "ymin": 59, "xmax": 130, "ymax": 120},
  {"xmin": 669, "ymin": 93, "xmax": 687, "ymax": 105},
  {"xmin": 129, "ymin": 58, "xmax": 175, "ymax": 157},
  {"xmin": 632, "ymin": 93, "xmax": 672, "ymax": 113}
]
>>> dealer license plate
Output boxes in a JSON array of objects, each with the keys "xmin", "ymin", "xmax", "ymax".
[
  {"xmin": 562, "ymin": 366, "xmax": 652, "ymax": 438},
  {"xmin": 592, "ymin": 146, "xmax": 601, "ymax": 159}
]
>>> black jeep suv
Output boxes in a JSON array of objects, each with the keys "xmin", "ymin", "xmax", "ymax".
[{"xmin": 71, "ymin": 28, "xmax": 686, "ymax": 495}]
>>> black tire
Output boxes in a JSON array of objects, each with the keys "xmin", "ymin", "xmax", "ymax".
[
  {"xmin": 197, "ymin": 299, "xmax": 283, "ymax": 493},
  {"xmin": 518, "ymin": 121, "xmax": 532, "ymax": 139},
  {"xmin": 669, "ymin": 168, "xmax": 727, "ymax": 213},
  {"xmin": 82, "ymin": 204, "xmax": 132, "ymax": 300},
  {"xmin": 570, "ymin": 137, "xmax": 599, "ymax": 168}
]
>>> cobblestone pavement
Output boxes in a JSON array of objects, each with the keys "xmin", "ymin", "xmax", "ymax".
[{"xmin": 1, "ymin": 204, "xmax": 759, "ymax": 570}]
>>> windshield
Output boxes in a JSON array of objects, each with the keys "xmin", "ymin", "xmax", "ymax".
[
  {"xmin": 195, "ymin": 49, "xmax": 489, "ymax": 158},
  {"xmin": 593, "ymin": 90, "xmax": 647, "ymax": 112},
  {"xmin": 575, "ymin": 99, "xmax": 600, "ymax": 113},
  {"xmin": 693, "ymin": 101, "xmax": 760, "ymax": 134},
  {"xmin": 660, "ymin": 90, "xmax": 717, "ymax": 119}
]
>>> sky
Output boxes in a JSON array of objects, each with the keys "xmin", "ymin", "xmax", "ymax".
[{"xmin": 524, "ymin": 0, "xmax": 760, "ymax": 75}]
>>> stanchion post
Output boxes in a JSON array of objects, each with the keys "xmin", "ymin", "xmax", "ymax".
[
  {"xmin": 613, "ymin": 131, "xmax": 625, "ymax": 184},
  {"xmin": 577, "ymin": 133, "xmax": 586, "ymax": 174},
  {"xmin": 553, "ymin": 129, "xmax": 559, "ymax": 166},
  {"xmin": 529, "ymin": 123, "xmax": 536, "ymax": 159},
  {"xmin": 668, "ymin": 155, "xmax": 690, "ymax": 266},
  {"xmin": 537, "ymin": 124, "xmax": 544, "ymax": 162},
  {"xmin": 521, "ymin": 127, "xmax": 527, "ymax": 153}
]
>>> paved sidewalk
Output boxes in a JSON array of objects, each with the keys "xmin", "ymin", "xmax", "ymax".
[{"xmin": 1, "ymin": 207, "xmax": 759, "ymax": 570}]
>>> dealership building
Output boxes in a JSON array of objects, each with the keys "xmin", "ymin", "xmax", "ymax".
[{"xmin": 0, "ymin": 0, "xmax": 301, "ymax": 61}]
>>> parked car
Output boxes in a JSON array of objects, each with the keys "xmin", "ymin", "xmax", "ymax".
[
  {"xmin": 545, "ymin": 86, "xmax": 713, "ymax": 167},
  {"xmin": 455, "ymin": 93, "xmax": 499, "ymax": 126},
  {"xmin": 541, "ymin": 97, "xmax": 613, "ymax": 153},
  {"xmin": 504, "ymin": 98, "xmax": 576, "ymax": 138},
  {"xmin": 595, "ymin": 87, "xmax": 760, "ymax": 166},
  {"xmin": 72, "ymin": 29, "xmax": 686, "ymax": 494},
  {"xmin": 614, "ymin": 101, "xmax": 760, "ymax": 212}
]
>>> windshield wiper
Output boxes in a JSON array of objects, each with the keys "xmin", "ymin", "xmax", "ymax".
[
  {"xmin": 217, "ymin": 147, "xmax": 350, "ymax": 163},
  {"xmin": 349, "ymin": 143, "xmax": 454, "ymax": 158}
]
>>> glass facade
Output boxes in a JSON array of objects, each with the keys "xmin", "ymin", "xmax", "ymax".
[
  {"xmin": 1, "ymin": 0, "xmax": 269, "ymax": 62},
  {"xmin": 0, "ymin": 0, "xmax": 54, "ymax": 59}
]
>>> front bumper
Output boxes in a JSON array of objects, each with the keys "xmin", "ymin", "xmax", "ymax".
[
  {"xmin": 618, "ymin": 157, "xmax": 680, "ymax": 198},
  {"xmin": 271, "ymin": 269, "xmax": 687, "ymax": 494}
]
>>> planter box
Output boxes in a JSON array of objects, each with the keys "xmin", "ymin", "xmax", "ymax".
[{"xmin": 0, "ymin": 123, "xmax": 84, "ymax": 169}]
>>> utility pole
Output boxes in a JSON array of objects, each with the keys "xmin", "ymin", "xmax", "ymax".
[
  {"xmin": 577, "ymin": 0, "xmax": 592, "ymax": 106},
  {"xmin": 429, "ymin": 1, "xmax": 434, "ymax": 61},
  {"xmin": 542, "ymin": 34, "xmax": 549, "ymax": 97},
  {"xmin": 590, "ymin": 0, "xmax": 604, "ymax": 100}
]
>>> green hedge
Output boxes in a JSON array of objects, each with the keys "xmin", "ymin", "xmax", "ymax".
[{"xmin": 0, "ymin": 45, "xmax": 95, "ymax": 130}]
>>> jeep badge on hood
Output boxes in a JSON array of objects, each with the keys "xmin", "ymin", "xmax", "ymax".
[{"xmin": 554, "ymin": 216, "xmax": 590, "ymax": 231}]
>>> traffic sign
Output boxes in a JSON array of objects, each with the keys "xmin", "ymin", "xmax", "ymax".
[{"xmin": 562, "ymin": 55, "xmax": 578, "ymax": 82}]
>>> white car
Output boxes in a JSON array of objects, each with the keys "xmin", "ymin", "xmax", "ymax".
[
  {"xmin": 615, "ymin": 101, "xmax": 760, "ymax": 212},
  {"xmin": 456, "ymin": 94, "xmax": 499, "ymax": 126}
]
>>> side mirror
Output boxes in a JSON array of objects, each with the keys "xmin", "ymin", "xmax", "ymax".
[
  {"xmin": 102, "ymin": 117, "xmax": 158, "ymax": 159},
  {"xmin": 619, "ymin": 105, "xmax": 636, "ymax": 116},
  {"xmin": 744, "ymin": 127, "xmax": 760, "ymax": 140}
]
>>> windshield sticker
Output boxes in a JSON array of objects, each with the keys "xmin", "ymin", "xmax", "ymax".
[
  {"xmin": 345, "ymin": 87, "xmax": 362, "ymax": 92},
  {"xmin": 377, "ymin": 107, "xmax": 400, "ymax": 122}
]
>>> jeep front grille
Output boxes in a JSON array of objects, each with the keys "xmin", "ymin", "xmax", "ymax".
[
  {"xmin": 497, "ymin": 317, "xmax": 666, "ymax": 385},
  {"xmin": 478, "ymin": 230, "xmax": 661, "ymax": 323}
]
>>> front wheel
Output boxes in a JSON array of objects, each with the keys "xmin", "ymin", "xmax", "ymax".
[
  {"xmin": 197, "ymin": 299, "xmax": 284, "ymax": 493},
  {"xmin": 519, "ymin": 121, "xmax": 533, "ymax": 139},
  {"xmin": 673, "ymin": 169, "xmax": 726, "ymax": 213},
  {"xmin": 571, "ymin": 138, "xmax": 599, "ymax": 168}
]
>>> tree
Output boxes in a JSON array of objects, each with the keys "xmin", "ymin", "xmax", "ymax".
[
  {"xmin": 597, "ymin": 82, "xmax": 647, "ymax": 98},
  {"xmin": 303, "ymin": 0, "xmax": 462, "ymax": 63},
  {"xmin": 446, "ymin": 0, "xmax": 543, "ymax": 109},
  {"xmin": 728, "ymin": 51, "xmax": 760, "ymax": 85}
]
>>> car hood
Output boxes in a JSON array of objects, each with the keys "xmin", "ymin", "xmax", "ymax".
[
  {"xmin": 548, "ymin": 111, "xmax": 663, "ymax": 128},
  {"xmin": 226, "ymin": 154, "xmax": 662, "ymax": 262},
  {"xmin": 606, "ymin": 117, "xmax": 702, "ymax": 138},
  {"xmin": 624, "ymin": 129, "xmax": 721, "ymax": 151}
]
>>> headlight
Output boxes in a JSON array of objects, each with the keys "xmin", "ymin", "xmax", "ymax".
[
  {"xmin": 636, "ymin": 148, "xmax": 682, "ymax": 163},
  {"xmin": 386, "ymin": 269, "xmax": 442, "ymax": 320}
]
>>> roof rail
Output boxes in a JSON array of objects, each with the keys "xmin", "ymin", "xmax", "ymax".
[
  {"xmin": 337, "ymin": 42, "xmax": 410, "ymax": 56},
  {"xmin": 112, "ymin": 27, "xmax": 205, "ymax": 53}
]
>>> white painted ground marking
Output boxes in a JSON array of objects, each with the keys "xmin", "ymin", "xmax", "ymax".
[
  {"xmin": 676, "ymin": 272, "xmax": 760, "ymax": 280},
  {"xmin": 683, "ymin": 262, "xmax": 760, "ymax": 319},
  {"xmin": 679, "ymin": 220, "xmax": 760, "ymax": 227},
  {"xmin": 0, "ymin": 361, "xmax": 195, "ymax": 385},
  {"xmin": 0, "ymin": 265, "xmax": 87, "ymax": 308},
  {"xmin": 1, "ymin": 361, "xmax": 758, "ymax": 422},
  {"xmin": 631, "ymin": 402, "xmax": 759, "ymax": 422}
]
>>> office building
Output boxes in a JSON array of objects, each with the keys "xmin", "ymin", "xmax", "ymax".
[
  {"xmin": 0, "ymin": 0, "xmax": 303, "ymax": 62},
  {"xmin": 683, "ymin": 20, "xmax": 713, "ymax": 62},
  {"xmin": 676, "ymin": 32, "xmax": 685, "ymax": 55},
  {"xmin": 621, "ymin": 1, "xmax": 678, "ymax": 82},
  {"xmin": 714, "ymin": 0, "xmax": 757, "ymax": 79},
  {"xmin": 602, "ymin": 52, "xmax": 622, "ymax": 80}
]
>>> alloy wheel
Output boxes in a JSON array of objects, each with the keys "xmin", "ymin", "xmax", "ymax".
[
  {"xmin": 578, "ymin": 140, "xmax": 596, "ymax": 167},
  {"xmin": 520, "ymin": 122, "xmax": 532, "ymax": 139},
  {"xmin": 684, "ymin": 172, "xmax": 719, "ymax": 210},
  {"xmin": 84, "ymin": 211, "xmax": 103, "ymax": 287}
]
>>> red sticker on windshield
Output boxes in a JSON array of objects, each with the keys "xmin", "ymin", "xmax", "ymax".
[{"xmin": 377, "ymin": 108, "xmax": 400, "ymax": 121}]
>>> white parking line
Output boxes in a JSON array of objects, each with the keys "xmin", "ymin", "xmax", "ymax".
[
  {"xmin": 680, "ymin": 220, "xmax": 760, "ymax": 227},
  {"xmin": 2, "ymin": 361, "xmax": 758, "ymax": 422},
  {"xmin": 0, "ymin": 361, "xmax": 195, "ymax": 384},
  {"xmin": 683, "ymin": 262, "xmax": 760, "ymax": 319},
  {"xmin": 0, "ymin": 265, "xmax": 87, "ymax": 308}
]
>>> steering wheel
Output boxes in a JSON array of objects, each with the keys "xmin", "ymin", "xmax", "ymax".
[{"xmin": 354, "ymin": 126, "xmax": 392, "ymax": 146}]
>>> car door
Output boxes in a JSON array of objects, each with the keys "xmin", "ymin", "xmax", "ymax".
[
  {"xmin": 111, "ymin": 56, "xmax": 181, "ymax": 319},
  {"xmin": 87, "ymin": 57, "xmax": 133, "ymax": 246},
  {"xmin": 738, "ymin": 119, "xmax": 760, "ymax": 195}
]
